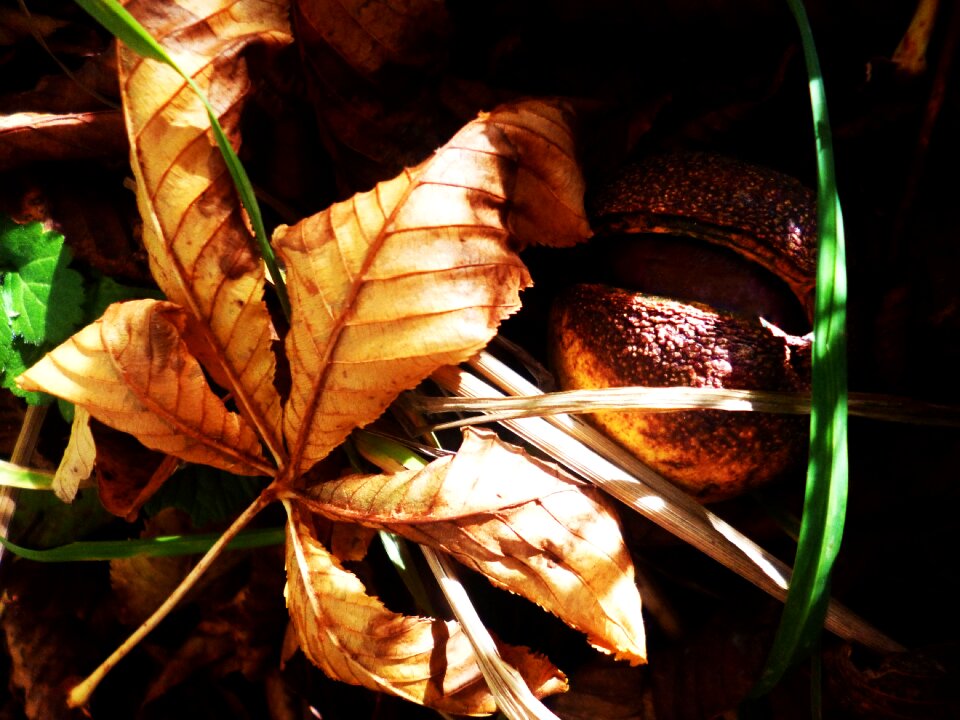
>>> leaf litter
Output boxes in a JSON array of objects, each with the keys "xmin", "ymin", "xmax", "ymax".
[
  {"xmin": 11, "ymin": 0, "xmax": 644, "ymax": 714},
  {"xmin": 0, "ymin": 2, "xmax": 949, "ymax": 717}
]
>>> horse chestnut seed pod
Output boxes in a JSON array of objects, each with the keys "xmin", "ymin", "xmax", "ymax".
[{"xmin": 549, "ymin": 153, "xmax": 816, "ymax": 501}]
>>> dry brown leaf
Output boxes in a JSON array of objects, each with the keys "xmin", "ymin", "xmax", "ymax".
[
  {"xmin": 18, "ymin": 300, "xmax": 271, "ymax": 477},
  {"xmin": 0, "ymin": 111, "xmax": 127, "ymax": 171},
  {"xmin": 293, "ymin": 0, "xmax": 460, "ymax": 185},
  {"xmin": 52, "ymin": 406, "xmax": 95, "ymax": 503},
  {"xmin": 486, "ymin": 103, "xmax": 593, "ymax": 249},
  {"xmin": 110, "ymin": 509, "xmax": 198, "ymax": 625},
  {"xmin": 0, "ymin": 50, "xmax": 120, "ymax": 115},
  {"xmin": 142, "ymin": 548, "xmax": 286, "ymax": 704},
  {"xmin": 304, "ymin": 427, "xmax": 646, "ymax": 665},
  {"xmin": 92, "ymin": 420, "xmax": 178, "ymax": 518},
  {"xmin": 111, "ymin": 508, "xmax": 250, "ymax": 626},
  {"xmin": 329, "ymin": 519, "xmax": 377, "ymax": 562},
  {"xmin": 8, "ymin": 169, "xmax": 152, "ymax": 284},
  {"xmin": 284, "ymin": 500, "xmax": 567, "ymax": 715},
  {"xmin": 1, "ymin": 562, "xmax": 104, "ymax": 720},
  {"xmin": 547, "ymin": 656, "xmax": 650, "ymax": 720},
  {"xmin": 276, "ymin": 99, "xmax": 589, "ymax": 477},
  {"xmin": 0, "ymin": 6, "xmax": 69, "ymax": 45},
  {"xmin": 825, "ymin": 644, "xmax": 958, "ymax": 719},
  {"xmin": 118, "ymin": 0, "xmax": 292, "ymax": 461},
  {"xmin": 296, "ymin": 0, "xmax": 448, "ymax": 77}
]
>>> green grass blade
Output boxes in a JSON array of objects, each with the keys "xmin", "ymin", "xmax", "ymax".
[
  {"xmin": 378, "ymin": 530, "xmax": 437, "ymax": 616},
  {"xmin": 189, "ymin": 82, "xmax": 291, "ymax": 319},
  {"xmin": 0, "ymin": 526, "xmax": 284, "ymax": 562},
  {"xmin": 754, "ymin": 0, "xmax": 849, "ymax": 694},
  {"xmin": 351, "ymin": 432, "xmax": 440, "ymax": 615},
  {"xmin": 0, "ymin": 461, "xmax": 53, "ymax": 491},
  {"xmin": 72, "ymin": 0, "xmax": 290, "ymax": 319},
  {"xmin": 72, "ymin": 0, "xmax": 173, "ymax": 64}
]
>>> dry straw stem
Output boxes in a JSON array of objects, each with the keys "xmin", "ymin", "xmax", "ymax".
[
  {"xmin": 422, "ymin": 547, "xmax": 561, "ymax": 720},
  {"xmin": 431, "ymin": 352, "xmax": 903, "ymax": 656},
  {"xmin": 415, "ymin": 386, "xmax": 960, "ymax": 431}
]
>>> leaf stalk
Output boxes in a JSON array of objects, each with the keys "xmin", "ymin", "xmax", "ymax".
[{"xmin": 67, "ymin": 484, "xmax": 276, "ymax": 708}]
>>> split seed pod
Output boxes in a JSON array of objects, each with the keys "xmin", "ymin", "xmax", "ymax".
[{"xmin": 550, "ymin": 153, "xmax": 816, "ymax": 501}]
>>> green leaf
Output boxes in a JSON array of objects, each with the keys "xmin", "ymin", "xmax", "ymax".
[
  {"xmin": 143, "ymin": 465, "xmax": 265, "ymax": 528},
  {"xmin": 82, "ymin": 274, "xmax": 163, "ymax": 322},
  {"xmin": 0, "ymin": 216, "xmax": 85, "ymax": 346},
  {"xmin": 0, "ymin": 216, "xmax": 86, "ymax": 404},
  {"xmin": 9, "ymin": 486, "xmax": 112, "ymax": 550},
  {"xmin": 58, "ymin": 398, "xmax": 75, "ymax": 422},
  {"xmin": 0, "ymin": 320, "xmax": 47, "ymax": 403}
]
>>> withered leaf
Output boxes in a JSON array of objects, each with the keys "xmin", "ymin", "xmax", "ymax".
[
  {"xmin": 276, "ymin": 99, "xmax": 589, "ymax": 477},
  {"xmin": 0, "ymin": 111, "xmax": 127, "ymax": 171},
  {"xmin": 304, "ymin": 427, "xmax": 646, "ymax": 665},
  {"xmin": 0, "ymin": 50, "xmax": 120, "ymax": 115},
  {"xmin": 52, "ymin": 406, "xmax": 95, "ymax": 503},
  {"xmin": 1, "ymin": 561, "xmax": 104, "ymax": 720},
  {"xmin": 110, "ymin": 509, "xmax": 198, "ymax": 626},
  {"xmin": 111, "ymin": 508, "xmax": 247, "ymax": 626},
  {"xmin": 142, "ymin": 548, "xmax": 286, "ymax": 704},
  {"xmin": 293, "ymin": 0, "xmax": 459, "ymax": 185},
  {"xmin": 284, "ymin": 500, "xmax": 567, "ymax": 715},
  {"xmin": 296, "ymin": 0, "xmax": 448, "ymax": 78},
  {"xmin": 18, "ymin": 300, "xmax": 272, "ymax": 477},
  {"xmin": 547, "ymin": 656, "xmax": 650, "ymax": 720},
  {"xmin": 93, "ymin": 420, "xmax": 178, "ymax": 519},
  {"xmin": 118, "ymin": 0, "xmax": 292, "ymax": 461}
]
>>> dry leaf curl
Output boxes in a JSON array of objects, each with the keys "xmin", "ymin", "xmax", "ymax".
[
  {"xmin": 303, "ymin": 427, "xmax": 646, "ymax": 665},
  {"xmin": 52, "ymin": 406, "xmax": 95, "ymax": 503},
  {"xmin": 18, "ymin": 300, "xmax": 271, "ymax": 477},
  {"xmin": 119, "ymin": 0, "xmax": 292, "ymax": 461},
  {"xmin": 284, "ymin": 500, "xmax": 567, "ymax": 715}
]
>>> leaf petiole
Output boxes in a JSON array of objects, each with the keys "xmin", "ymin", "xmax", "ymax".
[{"xmin": 67, "ymin": 486, "xmax": 275, "ymax": 708}]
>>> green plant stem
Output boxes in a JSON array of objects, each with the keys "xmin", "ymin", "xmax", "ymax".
[{"xmin": 0, "ymin": 460, "xmax": 53, "ymax": 491}]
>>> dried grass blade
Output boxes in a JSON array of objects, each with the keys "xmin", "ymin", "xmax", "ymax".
[
  {"xmin": 422, "ymin": 547, "xmax": 562, "ymax": 720},
  {"xmin": 415, "ymin": 386, "xmax": 960, "ymax": 430}
]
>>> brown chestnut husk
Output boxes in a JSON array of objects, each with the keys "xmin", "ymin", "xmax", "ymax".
[
  {"xmin": 550, "ymin": 154, "xmax": 816, "ymax": 501},
  {"xmin": 551, "ymin": 285, "xmax": 811, "ymax": 501}
]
